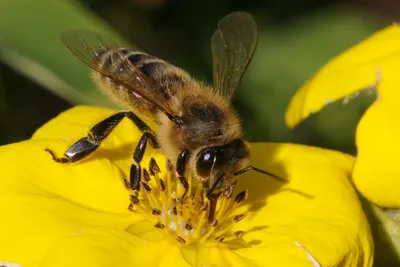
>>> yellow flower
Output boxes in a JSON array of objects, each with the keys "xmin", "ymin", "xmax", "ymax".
[
  {"xmin": 285, "ymin": 24, "xmax": 400, "ymax": 208},
  {"xmin": 0, "ymin": 106, "xmax": 372, "ymax": 267}
]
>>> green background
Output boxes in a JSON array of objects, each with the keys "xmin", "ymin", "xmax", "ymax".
[{"xmin": 0, "ymin": 0, "xmax": 391, "ymax": 153}]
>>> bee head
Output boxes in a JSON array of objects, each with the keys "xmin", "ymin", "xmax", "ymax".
[{"xmin": 195, "ymin": 139, "xmax": 250, "ymax": 181}]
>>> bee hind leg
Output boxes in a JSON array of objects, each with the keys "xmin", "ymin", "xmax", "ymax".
[
  {"xmin": 45, "ymin": 111, "xmax": 159, "ymax": 164},
  {"xmin": 44, "ymin": 136, "xmax": 99, "ymax": 163}
]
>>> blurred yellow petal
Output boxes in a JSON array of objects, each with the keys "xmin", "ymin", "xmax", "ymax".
[
  {"xmin": 353, "ymin": 81, "xmax": 400, "ymax": 207},
  {"xmin": 40, "ymin": 229, "xmax": 141, "ymax": 267},
  {"xmin": 0, "ymin": 106, "xmax": 373, "ymax": 266},
  {"xmin": 285, "ymin": 24, "xmax": 400, "ymax": 128}
]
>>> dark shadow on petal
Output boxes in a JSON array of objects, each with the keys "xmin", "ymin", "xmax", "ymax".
[
  {"xmin": 234, "ymin": 143, "xmax": 289, "ymax": 213},
  {"xmin": 234, "ymin": 143, "xmax": 314, "ymax": 215}
]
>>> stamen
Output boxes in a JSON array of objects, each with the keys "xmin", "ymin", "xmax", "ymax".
[
  {"xmin": 233, "ymin": 231, "xmax": 244, "ymax": 237},
  {"xmin": 152, "ymin": 208, "xmax": 162, "ymax": 215},
  {"xmin": 155, "ymin": 222, "xmax": 165, "ymax": 229},
  {"xmin": 125, "ymin": 158, "xmax": 250, "ymax": 246},
  {"xmin": 149, "ymin": 157, "xmax": 161, "ymax": 175},
  {"xmin": 211, "ymin": 219, "xmax": 218, "ymax": 227},
  {"xmin": 215, "ymin": 235, "xmax": 225, "ymax": 242},
  {"xmin": 185, "ymin": 223, "xmax": 193, "ymax": 230},
  {"xmin": 122, "ymin": 178, "xmax": 132, "ymax": 190},
  {"xmin": 142, "ymin": 182, "xmax": 151, "ymax": 193},
  {"xmin": 235, "ymin": 190, "xmax": 248, "ymax": 204},
  {"xmin": 158, "ymin": 179, "xmax": 166, "ymax": 191},
  {"xmin": 223, "ymin": 180, "xmax": 237, "ymax": 199},
  {"xmin": 130, "ymin": 195, "xmax": 140, "ymax": 205},
  {"xmin": 201, "ymin": 202, "xmax": 208, "ymax": 211},
  {"xmin": 143, "ymin": 169, "xmax": 151, "ymax": 182},
  {"xmin": 172, "ymin": 206, "xmax": 178, "ymax": 215},
  {"xmin": 233, "ymin": 214, "xmax": 247, "ymax": 223},
  {"xmin": 176, "ymin": 236, "xmax": 186, "ymax": 244},
  {"xmin": 166, "ymin": 159, "xmax": 174, "ymax": 172}
]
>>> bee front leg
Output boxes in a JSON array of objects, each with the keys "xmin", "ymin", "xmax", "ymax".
[
  {"xmin": 45, "ymin": 111, "xmax": 158, "ymax": 163},
  {"xmin": 206, "ymin": 173, "xmax": 225, "ymax": 201},
  {"xmin": 129, "ymin": 132, "xmax": 158, "ymax": 191},
  {"xmin": 176, "ymin": 149, "xmax": 190, "ymax": 202}
]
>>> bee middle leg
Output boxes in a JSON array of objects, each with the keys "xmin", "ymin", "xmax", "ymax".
[
  {"xmin": 129, "ymin": 132, "xmax": 158, "ymax": 191},
  {"xmin": 45, "ymin": 111, "xmax": 158, "ymax": 163}
]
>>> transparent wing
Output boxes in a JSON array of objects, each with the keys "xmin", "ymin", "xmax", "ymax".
[
  {"xmin": 211, "ymin": 12, "xmax": 258, "ymax": 100},
  {"xmin": 61, "ymin": 29, "xmax": 175, "ymax": 119}
]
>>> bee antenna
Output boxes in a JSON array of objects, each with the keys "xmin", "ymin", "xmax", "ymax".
[{"xmin": 234, "ymin": 166, "xmax": 287, "ymax": 183}]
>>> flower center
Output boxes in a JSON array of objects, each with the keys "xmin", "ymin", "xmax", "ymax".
[{"xmin": 123, "ymin": 157, "xmax": 248, "ymax": 246}]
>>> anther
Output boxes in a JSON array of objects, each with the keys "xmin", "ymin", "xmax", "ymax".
[
  {"xmin": 185, "ymin": 223, "xmax": 193, "ymax": 230},
  {"xmin": 211, "ymin": 219, "xmax": 218, "ymax": 227},
  {"xmin": 233, "ymin": 231, "xmax": 244, "ymax": 237},
  {"xmin": 152, "ymin": 208, "xmax": 162, "ymax": 215},
  {"xmin": 128, "ymin": 204, "xmax": 134, "ymax": 211},
  {"xmin": 142, "ymin": 182, "xmax": 151, "ymax": 193},
  {"xmin": 158, "ymin": 178, "xmax": 166, "ymax": 191},
  {"xmin": 233, "ymin": 214, "xmax": 247, "ymax": 223},
  {"xmin": 166, "ymin": 159, "xmax": 174, "ymax": 172},
  {"xmin": 223, "ymin": 181, "xmax": 237, "ymax": 199},
  {"xmin": 155, "ymin": 222, "xmax": 165, "ymax": 229},
  {"xmin": 143, "ymin": 169, "xmax": 151, "ymax": 182},
  {"xmin": 200, "ymin": 202, "xmax": 208, "ymax": 211},
  {"xmin": 130, "ymin": 195, "xmax": 140, "ymax": 205},
  {"xmin": 176, "ymin": 236, "xmax": 186, "ymax": 244},
  {"xmin": 215, "ymin": 235, "xmax": 225, "ymax": 243},
  {"xmin": 149, "ymin": 158, "xmax": 161, "ymax": 175},
  {"xmin": 172, "ymin": 206, "xmax": 178, "ymax": 216},
  {"xmin": 122, "ymin": 178, "xmax": 131, "ymax": 190},
  {"xmin": 235, "ymin": 190, "xmax": 248, "ymax": 204}
]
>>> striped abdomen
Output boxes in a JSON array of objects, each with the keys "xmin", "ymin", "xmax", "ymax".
[{"xmin": 93, "ymin": 48, "xmax": 198, "ymax": 116}]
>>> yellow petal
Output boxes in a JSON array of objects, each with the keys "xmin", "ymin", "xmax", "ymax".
[
  {"xmin": 228, "ymin": 143, "xmax": 373, "ymax": 267},
  {"xmin": 1, "ymin": 106, "xmax": 373, "ymax": 266},
  {"xmin": 0, "ymin": 139, "xmax": 147, "ymax": 266},
  {"xmin": 353, "ymin": 81, "xmax": 400, "ymax": 207},
  {"xmin": 285, "ymin": 24, "xmax": 400, "ymax": 128},
  {"xmin": 40, "ymin": 229, "xmax": 143, "ymax": 267}
]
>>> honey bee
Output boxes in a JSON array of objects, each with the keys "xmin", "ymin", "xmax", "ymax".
[{"xmin": 45, "ymin": 11, "xmax": 285, "ymax": 201}]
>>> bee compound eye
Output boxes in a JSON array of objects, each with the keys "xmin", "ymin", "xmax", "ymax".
[{"xmin": 196, "ymin": 148, "xmax": 216, "ymax": 178}]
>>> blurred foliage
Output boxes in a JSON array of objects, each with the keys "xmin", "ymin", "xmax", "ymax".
[
  {"xmin": 362, "ymin": 198, "xmax": 400, "ymax": 266},
  {"xmin": 0, "ymin": 0, "xmax": 389, "ymax": 152}
]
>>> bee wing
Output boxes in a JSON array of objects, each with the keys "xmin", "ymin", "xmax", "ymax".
[
  {"xmin": 211, "ymin": 12, "xmax": 258, "ymax": 100},
  {"xmin": 61, "ymin": 29, "xmax": 175, "ymax": 119}
]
